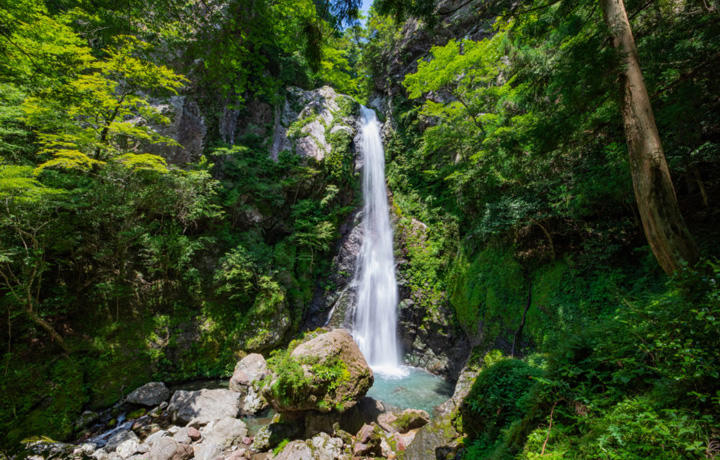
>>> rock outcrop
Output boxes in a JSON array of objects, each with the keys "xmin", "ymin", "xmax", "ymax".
[
  {"xmin": 146, "ymin": 96, "xmax": 206, "ymax": 166},
  {"xmin": 265, "ymin": 329, "xmax": 373, "ymax": 413},
  {"xmin": 270, "ymin": 86, "xmax": 359, "ymax": 161}
]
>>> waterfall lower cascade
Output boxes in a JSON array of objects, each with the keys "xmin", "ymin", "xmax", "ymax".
[{"xmin": 353, "ymin": 106, "xmax": 406, "ymax": 377}]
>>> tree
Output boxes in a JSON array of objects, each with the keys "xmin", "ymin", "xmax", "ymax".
[
  {"xmin": 600, "ymin": 0, "xmax": 698, "ymax": 274},
  {"xmin": 19, "ymin": 32, "xmax": 185, "ymax": 171},
  {"xmin": 0, "ymin": 166, "xmax": 68, "ymax": 353}
]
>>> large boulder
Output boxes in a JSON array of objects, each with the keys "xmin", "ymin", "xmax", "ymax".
[
  {"xmin": 264, "ymin": 329, "xmax": 373, "ymax": 413},
  {"xmin": 167, "ymin": 389, "xmax": 242, "ymax": 426},
  {"xmin": 126, "ymin": 382, "xmax": 170, "ymax": 407},
  {"xmin": 229, "ymin": 353, "xmax": 270, "ymax": 414}
]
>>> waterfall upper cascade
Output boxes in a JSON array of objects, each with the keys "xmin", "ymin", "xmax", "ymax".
[{"xmin": 352, "ymin": 106, "xmax": 406, "ymax": 378}]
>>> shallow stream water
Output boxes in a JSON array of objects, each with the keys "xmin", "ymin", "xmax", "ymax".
[{"xmin": 367, "ymin": 367, "xmax": 453, "ymax": 415}]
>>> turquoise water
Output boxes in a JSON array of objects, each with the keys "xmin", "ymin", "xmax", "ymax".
[{"xmin": 366, "ymin": 366, "xmax": 453, "ymax": 415}]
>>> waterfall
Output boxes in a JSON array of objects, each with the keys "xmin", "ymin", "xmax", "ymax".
[{"xmin": 353, "ymin": 106, "xmax": 406, "ymax": 377}]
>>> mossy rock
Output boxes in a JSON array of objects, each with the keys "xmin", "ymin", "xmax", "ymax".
[{"xmin": 265, "ymin": 329, "xmax": 373, "ymax": 413}]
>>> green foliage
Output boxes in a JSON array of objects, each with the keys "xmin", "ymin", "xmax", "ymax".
[
  {"xmin": 448, "ymin": 244, "xmax": 526, "ymax": 340},
  {"xmin": 462, "ymin": 357, "xmax": 542, "ymax": 443}
]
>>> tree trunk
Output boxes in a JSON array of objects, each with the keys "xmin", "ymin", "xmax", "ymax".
[{"xmin": 600, "ymin": 0, "xmax": 699, "ymax": 274}]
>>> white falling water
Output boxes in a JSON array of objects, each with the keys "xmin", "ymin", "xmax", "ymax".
[{"xmin": 353, "ymin": 106, "xmax": 406, "ymax": 377}]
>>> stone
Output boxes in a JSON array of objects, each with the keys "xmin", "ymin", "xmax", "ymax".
[
  {"xmin": 308, "ymin": 432, "xmax": 343, "ymax": 460},
  {"xmin": 270, "ymin": 86, "xmax": 358, "ymax": 162},
  {"xmin": 126, "ymin": 382, "xmax": 171, "ymax": 407},
  {"xmin": 168, "ymin": 389, "xmax": 242, "ymax": 426},
  {"xmin": 187, "ymin": 426, "xmax": 202, "ymax": 442},
  {"xmin": 106, "ymin": 430, "xmax": 139, "ymax": 452},
  {"xmin": 404, "ymin": 414, "xmax": 461, "ymax": 460},
  {"xmin": 273, "ymin": 440, "xmax": 313, "ymax": 460},
  {"xmin": 230, "ymin": 354, "xmax": 269, "ymax": 392},
  {"xmin": 223, "ymin": 448, "xmax": 250, "ymax": 460},
  {"xmin": 392, "ymin": 409, "xmax": 430, "ymax": 433},
  {"xmin": 229, "ymin": 354, "xmax": 270, "ymax": 415},
  {"xmin": 199, "ymin": 417, "xmax": 247, "ymax": 450},
  {"xmin": 24, "ymin": 441, "xmax": 75, "ymax": 459},
  {"xmin": 144, "ymin": 429, "xmax": 169, "ymax": 447},
  {"xmin": 251, "ymin": 414, "xmax": 303, "ymax": 451},
  {"xmin": 353, "ymin": 441, "xmax": 381, "ymax": 457},
  {"xmin": 145, "ymin": 96, "xmax": 206, "ymax": 166},
  {"xmin": 378, "ymin": 412, "xmax": 398, "ymax": 433},
  {"xmin": 353, "ymin": 423, "xmax": 382, "ymax": 457},
  {"xmin": 115, "ymin": 439, "xmax": 140, "ymax": 458},
  {"xmin": 148, "ymin": 437, "xmax": 193, "ymax": 460},
  {"xmin": 73, "ymin": 442, "xmax": 98, "ymax": 456},
  {"xmin": 356, "ymin": 423, "xmax": 375, "ymax": 444},
  {"xmin": 266, "ymin": 329, "xmax": 373, "ymax": 413},
  {"xmin": 75, "ymin": 410, "xmax": 100, "ymax": 430}
]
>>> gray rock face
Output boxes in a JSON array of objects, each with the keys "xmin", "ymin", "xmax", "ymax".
[
  {"xmin": 393, "ymin": 210, "xmax": 469, "ymax": 379},
  {"xmin": 229, "ymin": 353, "xmax": 270, "ymax": 414},
  {"xmin": 270, "ymin": 86, "xmax": 359, "ymax": 161},
  {"xmin": 197, "ymin": 417, "xmax": 247, "ymax": 451},
  {"xmin": 147, "ymin": 96, "xmax": 206, "ymax": 166},
  {"xmin": 437, "ymin": 360, "xmax": 482, "ymax": 416},
  {"xmin": 126, "ymin": 382, "xmax": 170, "ymax": 407},
  {"xmin": 167, "ymin": 388, "xmax": 242, "ymax": 426}
]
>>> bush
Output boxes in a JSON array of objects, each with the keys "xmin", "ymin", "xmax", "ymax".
[{"xmin": 461, "ymin": 357, "xmax": 542, "ymax": 442}]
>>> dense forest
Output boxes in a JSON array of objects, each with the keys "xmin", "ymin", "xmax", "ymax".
[{"xmin": 0, "ymin": 0, "xmax": 718, "ymax": 458}]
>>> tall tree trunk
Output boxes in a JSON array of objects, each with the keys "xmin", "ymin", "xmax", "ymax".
[{"xmin": 600, "ymin": 0, "xmax": 699, "ymax": 274}]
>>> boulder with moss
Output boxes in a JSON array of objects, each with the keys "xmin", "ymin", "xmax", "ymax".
[{"xmin": 264, "ymin": 329, "xmax": 373, "ymax": 414}]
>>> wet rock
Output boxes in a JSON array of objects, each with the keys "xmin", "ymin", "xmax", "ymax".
[
  {"xmin": 126, "ymin": 382, "xmax": 170, "ymax": 407},
  {"xmin": 266, "ymin": 329, "xmax": 373, "ymax": 413},
  {"xmin": 168, "ymin": 389, "xmax": 242, "ymax": 426},
  {"xmin": 148, "ymin": 437, "xmax": 193, "ymax": 460}
]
